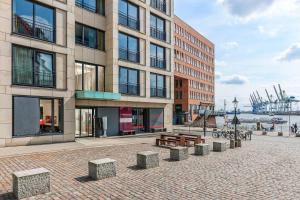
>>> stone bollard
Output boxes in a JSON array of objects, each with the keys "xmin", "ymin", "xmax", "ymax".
[
  {"xmin": 230, "ymin": 140, "xmax": 235, "ymax": 149},
  {"xmin": 88, "ymin": 158, "xmax": 116, "ymax": 180},
  {"xmin": 236, "ymin": 139, "xmax": 242, "ymax": 147},
  {"xmin": 194, "ymin": 144, "xmax": 210, "ymax": 156},
  {"xmin": 170, "ymin": 146, "xmax": 189, "ymax": 161},
  {"xmin": 12, "ymin": 168, "xmax": 50, "ymax": 199},
  {"xmin": 137, "ymin": 151, "xmax": 159, "ymax": 169},
  {"xmin": 213, "ymin": 141, "xmax": 226, "ymax": 152},
  {"xmin": 296, "ymin": 133, "xmax": 300, "ymax": 137},
  {"xmin": 278, "ymin": 132, "xmax": 283, "ymax": 136}
]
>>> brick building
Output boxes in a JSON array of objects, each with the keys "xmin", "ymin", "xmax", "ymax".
[{"xmin": 173, "ymin": 16, "xmax": 215, "ymax": 124}]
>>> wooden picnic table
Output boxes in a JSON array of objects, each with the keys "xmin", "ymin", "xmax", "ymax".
[
  {"xmin": 178, "ymin": 133, "xmax": 205, "ymax": 145},
  {"xmin": 156, "ymin": 133, "xmax": 205, "ymax": 147}
]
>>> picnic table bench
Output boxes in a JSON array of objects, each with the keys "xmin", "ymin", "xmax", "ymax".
[
  {"xmin": 156, "ymin": 134, "xmax": 188, "ymax": 147},
  {"xmin": 178, "ymin": 133, "xmax": 205, "ymax": 145}
]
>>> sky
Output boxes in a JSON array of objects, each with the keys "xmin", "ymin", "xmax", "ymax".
[{"xmin": 174, "ymin": 0, "xmax": 300, "ymax": 111}]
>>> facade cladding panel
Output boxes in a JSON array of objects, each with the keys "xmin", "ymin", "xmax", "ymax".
[
  {"xmin": 174, "ymin": 16, "xmax": 215, "ymax": 123},
  {"xmin": 97, "ymin": 107, "xmax": 120, "ymax": 137}
]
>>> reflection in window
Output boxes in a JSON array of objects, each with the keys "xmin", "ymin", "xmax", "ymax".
[
  {"xmin": 40, "ymin": 98, "xmax": 63, "ymax": 133},
  {"xmin": 150, "ymin": 14, "xmax": 166, "ymax": 41},
  {"xmin": 119, "ymin": 67, "xmax": 139, "ymax": 95},
  {"xmin": 13, "ymin": 0, "xmax": 55, "ymax": 42},
  {"xmin": 13, "ymin": 45, "xmax": 55, "ymax": 88},
  {"xmin": 75, "ymin": 23, "xmax": 105, "ymax": 50},
  {"xmin": 75, "ymin": 62, "xmax": 104, "ymax": 91},
  {"xmin": 150, "ymin": 43, "xmax": 165, "ymax": 69},
  {"xmin": 119, "ymin": 0, "xmax": 139, "ymax": 30},
  {"xmin": 118, "ymin": 32, "xmax": 139, "ymax": 62},
  {"xmin": 75, "ymin": 0, "xmax": 105, "ymax": 15},
  {"xmin": 150, "ymin": 73, "xmax": 166, "ymax": 97}
]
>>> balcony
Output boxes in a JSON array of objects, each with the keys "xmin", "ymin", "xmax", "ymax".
[
  {"xmin": 150, "ymin": 27, "xmax": 166, "ymax": 41},
  {"xmin": 151, "ymin": 88, "xmax": 166, "ymax": 98},
  {"xmin": 150, "ymin": 0, "xmax": 166, "ymax": 13},
  {"xmin": 119, "ymin": 48, "xmax": 140, "ymax": 63},
  {"xmin": 119, "ymin": 12, "xmax": 140, "ymax": 30},
  {"xmin": 119, "ymin": 83, "xmax": 140, "ymax": 96},
  {"xmin": 13, "ymin": 66, "xmax": 55, "ymax": 88},
  {"xmin": 150, "ymin": 57, "xmax": 166, "ymax": 69},
  {"xmin": 13, "ymin": 15, "xmax": 55, "ymax": 43}
]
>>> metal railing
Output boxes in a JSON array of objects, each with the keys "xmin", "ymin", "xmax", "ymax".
[
  {"xmin": 119, "ymin": 48, "xmax": 140, "ymax": 63},
  {"xmin": 150, "ymin": 0, "xmax": 166, "ymax": 13},
  {"xmin": 150, "ymin": 87, "xmax": 166, "ymax": 98},
  {"xmin": 13, "ymin": 66, "xmax": 55, "ymax": 88},
  {"xmin": 13, "ymin": 15, "xmax": 55, "ymax": 42},
  {"xmin": 119, "ymin": 83, "xmax": 140, "ymax": 95},
  {"xmin": 119, "ymin": 12, "xmax": 140, "ymax": 30},
  {"xmin": 150, "ymin": 57, "xmax": 166, "ymax": 69},
  {"xmin": 150, "ymin": 26, "xmax": 166, "ymax": 41}
]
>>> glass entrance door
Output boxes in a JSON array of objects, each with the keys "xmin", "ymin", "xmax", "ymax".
[
  {"xmin": 75, "ymin": 108, "xmax": 95, "ymax": 137},
  {"xmin": 132, "ymin": 108, "xmax": 146, "ymax": 133}
]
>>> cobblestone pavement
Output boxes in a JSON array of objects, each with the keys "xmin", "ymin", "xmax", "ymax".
[{"xmin": 1, "ymin": 136, "xmax": 300, "ymax": 200}]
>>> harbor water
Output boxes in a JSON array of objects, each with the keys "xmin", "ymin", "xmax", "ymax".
[{"xmin": 216, "ymin": 113, "xmax": 300, "ymax": 132}]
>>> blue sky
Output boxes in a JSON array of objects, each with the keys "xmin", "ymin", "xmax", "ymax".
[{"xmin": 174, "ymin": 0, "xmax": 300, "ymax": 110}]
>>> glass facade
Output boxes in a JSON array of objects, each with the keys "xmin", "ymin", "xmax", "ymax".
[
  {"xmin": 150, "ymin": 14, "xmax": 166, "ymax": 41},
  {"xmin": 13, "ymin": 96, "xmax": 63, "ymax": 136},
  {"xmin": 119, "ymin": 67, "xmax": 139, "ymax": 95},
  {"xmin": 119, "ymin": 32, "xmax": 139, "ymax": 62},
  {"xmin": 13, "ymin": 45, "xmax": 55, "ymax": 88},
  {"xmin": 13, "ymin": 0, "xmax": 55, "ymax": 42},
  {"xmin": 150, "ymin": 73, "xmax": 166, "ymax": 97},
  {"xmin": 75, "ymin": 62, "xmax": 105, "ymax": 91},
  {"xmin": 75, "ymin": 0, "xmax": 105, "ymax": 15},
  {"xmin": 150, "ymin": 43, "xmax": 165, "ymax": 69},
  {"xmin": 119, "ymin": 0, "xmax": 139, "ymax": 30},
  {"xmin": 75, "ymin": 23, "xmax": 105, "ymax": 50}
]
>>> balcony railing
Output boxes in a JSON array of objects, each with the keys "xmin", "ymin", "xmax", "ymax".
[
  {"xmin": 13, "ymin": 66, "xmax": 55, "ymax": 88},
  {"xmin": 150, "ymin": 0, "xmax": 166, "ymax": 13},
  {"xmin": 150, "ymin": 26, "xmax": 166, "ymax": 41},
  {"xmin": 150, "ymin": 57, "xmax": 166, "ymax": 69},
  {"xmin": 119, "ymin": 12, "xmax": 140, "ymax": 30},
  {"xmin": 13, "ymin": 15, "xmax": 55, "ymax": 42},
  {"xmin": 119, "ymin": 48, "xmax": 140, "ymax": 63},
  {"xmin": 119, "ymin": 83, "xmax": 140, "ymax": 95},
  {"xmin": 75, "ymin": 0, "xmax": 97, "ymax": 13},
  {"xmin": 150, "ymin": 87, "xmax": 166, "ymax": 98}
]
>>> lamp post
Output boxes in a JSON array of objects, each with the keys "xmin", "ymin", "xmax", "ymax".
[{"xmin": 233, "ymin": 97, "xmax": 239, "ymax": 145}]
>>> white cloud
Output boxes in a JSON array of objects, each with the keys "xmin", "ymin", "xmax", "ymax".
[
  {"xmin": 258, "ymin": 25, "xmax": 280, "ymax": 37},
  {"xmin": 220, "ymin": 74, "xmax": 249, "ymax": 85},
  {"xmin": 215, "ymin": 60, "xmax": 227, "ymax": 67},
  {"xmin": 215, "ymin": 72, "xmax": 223, "ymax": 80},
  {"xmin": 222, "ymin": 41, "xmax": 239, "ymax": 50},
  {"xmin": 277, "ymin": 43, "xmax": 300, "ymax": 62}
]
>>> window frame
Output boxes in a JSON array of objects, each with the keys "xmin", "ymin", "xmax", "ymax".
[
  {"xmin": 150, "ymin": 73, "xmax": 166, "ymax": 98},
  {"xmin": 75, "ymin": 61, "xmax": 105, "ymax": 92},
  {"xmin": 150, "ymin": 0, "xmax": 166, "ymax": 13},
  {"xmin": 119, "ymin": 66, "xmax": 140, "ymax": 96},
  {"xmin": 75, "ymin": 0, "xmax": 105, "ymax": 16},
  {"xmin": 118, "ymin": 0, "xmax": 140, "ymax": 31},
  {"xmin": 12, "ymin": 95, "xmax": 64, "ymax": 137},
  {"xmin": 75, "ymin": 22, "xmax": 105, "ymax": 51},
  {"xmin": 150, "ymin": 13, "xmax": 166, "ymax": 41},
  {"xmin": 118, "ymin": 32, "xmax": 140, "ymax": 63},
  {"xmin": 12, "ymin": 0, "xmax": 56, "ymax": 43},
  {"xmin": 150, "ymin": 43, "xmax": 166, "ymax": 69},
  {"xmin": 12, "ymin": 44, "xmax": 56, "ymax": 89}
]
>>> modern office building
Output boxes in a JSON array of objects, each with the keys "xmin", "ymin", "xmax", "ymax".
[
  {"xmin": 0, "ymin": 0, "xmax": 174, "ymax": 147},
  {"xmin": 173, "ymin": 16, "xmax": 215, "ymax": 124}
]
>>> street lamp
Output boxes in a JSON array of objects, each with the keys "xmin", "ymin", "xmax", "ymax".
[{"xmin": 233, "ymin": 97, "xmax": 239, "ymax": 145}]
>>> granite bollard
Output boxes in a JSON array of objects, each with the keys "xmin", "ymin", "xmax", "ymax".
[
  {"xmin": 88, "ymin": 158, "xmax": 116, "ymax": 180},
  {"xmin": 170, "ymin": 146, "xmax": 189, "ymax": 161},
  {"xmin": 12, "ymin": 168, "xmax": 50, "ymax": 199},
  {"xmin": 230, "ymin": 140, "xmax": 235, "ymax": 149},
  {"xmin": 194, "ymin": 144, "xmax": 210, "ymax": 156},
  {"xmin": 137, "ymin": 151, "xmax": 159, "ymax": 169},
  {"xmin": 213, "ymin": 141, "xmax": 226, "ymax": 152}
]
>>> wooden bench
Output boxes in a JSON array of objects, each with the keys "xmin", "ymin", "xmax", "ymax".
[
  {"xmin": 156, "ymin": 138, "xmax": 179, "ymax": 147},
  {"xmin": 178, "ymin": 133, "xmax": 205, "ymax": 145},
  {"xmin": 120, "ymin": 130, "xmax": 136, "ymax": 136}
]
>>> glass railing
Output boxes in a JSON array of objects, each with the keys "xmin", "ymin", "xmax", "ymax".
[
  {"xmin": 150, "ymin": 26, "xmax": 166, "ymax": 41},
  {"xmin": 119, "ymin": 48, "xmax": 140, "ymax": 63},
  {"xmin": 150, "ymin": 57, "xmax": 166, "ymax": 69},
  {"xmin": 119, "ymin": 12, "xmax": 140, "ymax": 30},
  {"xmin": 150, "ymin": 0, "xmax": 166, "ymax": 13},
  {"xmin": 119, "ymin": 83, "xmax": 140, "ymax": 95},
  {"xmin": 150, "ymin": 87, "xmax": 166, "ymax": 98}
]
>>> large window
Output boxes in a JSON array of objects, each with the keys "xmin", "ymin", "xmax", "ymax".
[
  {"xmin": 150, "ymin": 14, "xmax": 166, "ymax": 41},
  {"xmin": 150, "ymin": 0, "xmax": 166, "ymax": 13},
  {"xmin": 75, "ymin": 0, "xmax": 105, "ymax": 15},
  {"xmin": 13, "ymin": 45, "xmax": 55, "ymax": 88},
  {"xmin": 119, "ymin": 67, "xmax": 139, "ymax": 95},
  {"xmin": 119, "ymin": 0, "xmax": 139, "ymax": 30},
  {"xmin": 75, "ymin": 62, "xmax": 105, "ymax": 91},
  {"xmin": 150, "ymin": 73, "xmax": 166, "ymax": 97},
  {"xmin": 12, "ymin": 0, "xmax": 55, "ymax": 42},
  {"xmin": 13, "ymin": 96, "xmax": 63, "ymax": 136},
  {"xmin": 75, "ymin": 23, "xmax": 105, "ymax": 50},
  {"xmin": 119, "ymin": 32, "xmax": 139, "ymax": 62},
  {"xmin": 150, "ymin": 43, "xmax": 165, "ymax": 69}
]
